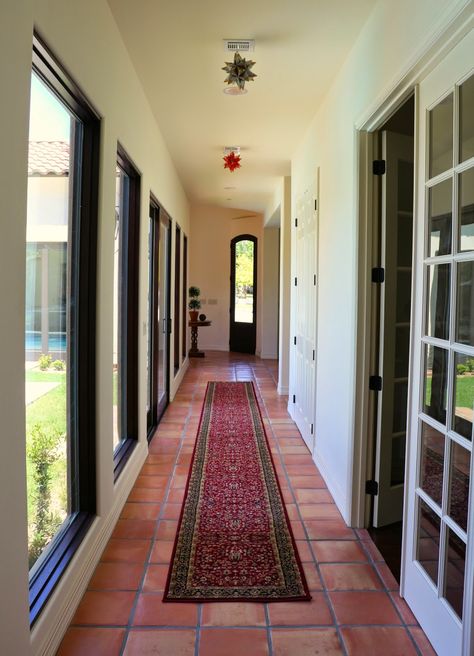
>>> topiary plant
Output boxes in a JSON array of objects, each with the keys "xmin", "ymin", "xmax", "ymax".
[{"xmin": 188, "ymin": 286, "xmax": 201, "ymax": 311}]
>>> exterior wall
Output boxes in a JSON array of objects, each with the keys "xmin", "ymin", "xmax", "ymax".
[
  {"xmin": 289, "ymin": 0, "xmax": 471, "ymax": 522},
  {"xmin": 189, "ymin": 204, "xmax": 263, "ymax": 354},
  {"xmin": 0, "ymin": 0, "xmax": 189, "ymax": 653}
]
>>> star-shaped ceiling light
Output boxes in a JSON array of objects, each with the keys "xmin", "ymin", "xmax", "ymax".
[
  {"xmin": 223, "ymin": 151, "xmax": 241, "ymax": 172},
  {"xmin": 222, "ymin": 52, "xmax": 257, "ymax": 94}
]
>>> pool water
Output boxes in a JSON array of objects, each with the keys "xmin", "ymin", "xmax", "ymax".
[{"xmin": 25, "ymin": 332, "xmax": 67, "ymax": 351}]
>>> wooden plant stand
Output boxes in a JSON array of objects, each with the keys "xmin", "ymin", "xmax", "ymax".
[{"xmin": 188, "ymin": 320, "xmax": 211, "ymax": 358}]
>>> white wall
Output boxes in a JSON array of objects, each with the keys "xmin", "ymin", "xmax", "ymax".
[
  {"xmin": 189, "ymin": 204, "xmax": 263, "ymax": 354},
  {"xmin": 261, "ymin": 227, "xmax": 280, "ymax": 360},
  {"xmin": 288, "ymin": 0, "xmax": 471, "ymax": 522},
  {"xmin": 0, "ymin": 0, "xmax": 189, "ymax": 653},
  {"xmin": 265, "ymin": 177, "xmax": 292, "ymax": 394}
]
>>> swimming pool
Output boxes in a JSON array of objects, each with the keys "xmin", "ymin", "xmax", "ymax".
[{"xmin": 25, "ymin": 332, "xmax": 67, "ymax": 352}]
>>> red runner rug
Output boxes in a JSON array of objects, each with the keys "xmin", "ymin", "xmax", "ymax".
[{"xmin": 163, "ymin": 381, "xmax": 311, "ymax": 602}]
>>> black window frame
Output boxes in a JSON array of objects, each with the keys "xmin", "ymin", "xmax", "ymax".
[
  {"xmin": 28, "ymin": 34, "xmax": 100, "ymax": 626},
  {"xmin": 182, "ymin": 234, "xmax": 188, "ymax": 362},
  {"xmin": 174, "ymin": 225, "xmax": 181, "ymax": 375},
  {"xmin": 113, "ymin": 145, "xmax": 141, "ymax": 480}
]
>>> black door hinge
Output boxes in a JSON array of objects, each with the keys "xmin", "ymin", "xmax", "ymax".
[
  {"xmin": 314, "ymin": 199, "xmax": 318, "ymax": 211},
  {"xmin": 313, "ymin": 274, "xmax": 317, "ymax": 285},
  {"xmin": 312, "ymin": 349, "xmax": 315, "ymax": 361},
  {"xmin": 372, "ymin": 267, "xmax": 385, "ymax": 283},
  {"xmin": 369, "ymin": 375, "xmax": 382, "ymax": 391},
  {"xmin": 293, "ymin": 336, "xmax": 297, "ymax": 345},
  {"xmin": 294, "ymin": 277, "xmax": 298, "ymax": 286},
  {"xmin": 292, "ymin": 394, "xmax": 296, "ymax": 404},
  {"xmin": 310, "ymin": 423, "xmax": 314, "ymax": 435},
  {"xmin": 294, "ymin": 218, "xmax": 298, "ymax": 227},
  {"xmin": 373, "ymin": 159, "xmax": 386, "ymax": 175},
  {"xmin": 365, "ymin": 480, "xmax": 379, "ymax": 496}
]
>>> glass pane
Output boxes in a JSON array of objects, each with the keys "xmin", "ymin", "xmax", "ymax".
[
  {"xmin": 393, "ymin": 381, "xmax": 408, "ymax": 433},
  {"xmin": 460, "ymin": 74, "xmax": 474, "ymax": 163},
  {"xmin": 25, "ymin": 73, "xmax": 72, "ymax": 569},
  {"xmin": 234, "ymin": 240, "xmax": 254, "ymax": 323},
  {"xmin": 419, "ymin": 422, "xmax": 445, "ymax": 506},
  {"xmin": 449, "ymin": 441, "xmax": 471, "ymax": 531},
  {"xmin": 396, "ymin": 270, "xmax": 412, "ymax": 323},
  {"xmin": 147, "ymin": 217, "xmax": 153, "ymax": 416},
  {"xmin": 459, "ymin": 168, "xmax": 474, "ymax": 253},
  {"xmin": 444, "ymin": 528, "xmax": 466, "ymax": 620},
  {"xmin": 453, "ymin": 353, "xmax": 474, "ymax": 440},
  {"xmin": 397, "ymin": 214, "xmax": 413, "ymax": 267},
  {"xmin": 113, "ymin": 169, "xmax": 127, "ymax": 451},
  {"xmin": 416, "ymin": 499, "xmax": 440, "ymax": 586},
  {"xmin": 429, "ymin": 93, "xmax": 453, "ymax": 178},
  {"xmin": 428, "ymin": 179, "xmax": 452, "ymax": 257},
  {"xmin": 423, "ymin": 345, "xmax": 448, "ymax": 425},
  {"xmin": 158, "ymin": 220, "xmax": 168, "ymax": 405},
  {"xmin": 426, "ymin": 264, "xmax": 450, "ymax": 340},
  {"xmin": 391, "ymin": 435, "xmax": 406, "ymax": 486},
  {"xmin": 456, "ymin": 261, "xmax": 474, "ymax": 346},
  {"xmin": 394, "ymin": 325, "xmax": 410, "ymax": 378}
]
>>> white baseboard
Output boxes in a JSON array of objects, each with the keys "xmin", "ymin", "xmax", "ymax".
[
  {"xmin": 170, "ymin": 357, "xmax": 189, "ymax": 400},
  {"xmin": 33, "ymin": 441, "xmax": 148, "ymax": 656},
  {"xmin": 278, "ymin": 383, "xmax": 289, "ymax": 395},
  {"xmin": 313, "ymin": 448, "xmax": 350, "ymax": 524},
  {"xmin": 260, "ymin": 351, "xmax": 278, "ymax": 359}
]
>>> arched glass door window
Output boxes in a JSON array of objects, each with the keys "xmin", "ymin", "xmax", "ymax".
[{"xmin": 230, "ymin": 235, "xmax": 257, "ymax": 353}]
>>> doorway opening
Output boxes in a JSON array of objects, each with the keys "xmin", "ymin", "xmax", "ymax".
[
  {"xmin": 366, "ymin": 95, "xmax": 415, "ymax": 582},
  {"xmin": 230, "ymin": 235, "xmax": 257, "ymax": 354}
]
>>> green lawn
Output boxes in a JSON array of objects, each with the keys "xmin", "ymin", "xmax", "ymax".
[
  {"xmin": 425, "ymin": 375, "xmax": 474, "ymax": 411},
  {"xmin": 26, "ymin": 369, "xmax": 67, "ymax": 567}
]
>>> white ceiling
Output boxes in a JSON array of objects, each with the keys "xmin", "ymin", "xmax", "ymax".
[{"xmin": 107, "ymin": 0, "xmax": 376, "ymax": 213}]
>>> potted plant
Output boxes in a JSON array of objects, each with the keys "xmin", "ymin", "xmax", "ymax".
[{"xmin": 188, "ymin": 286, "xmax": 201, "ymax": 321}]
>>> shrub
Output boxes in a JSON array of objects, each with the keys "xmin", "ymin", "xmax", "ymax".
[
  {"xmin": 189, "ymin": 298, "xmax": 201, "ymax": 310},
  {"xmin": 188, "ymin": 286, "xmax": 200, "ymax": 298},
  {"xmin": 52, "ymin": 359, "xmax": 65, "ymax": 371},
  {"xmin": 38, "ymin": 354, "xmax": 52, "ymax": 371},
  {"xmin": 457, "ymin": 363, "xmax": 468, "ymax": 376},
  {"xmin": 27, "ymin": 424, "xmax": 63, "ymax": 567},
  {"xmin": 466, "ymin": 359, "xmax": 474, "ymax": 372}
]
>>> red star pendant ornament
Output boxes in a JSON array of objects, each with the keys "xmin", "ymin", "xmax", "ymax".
[{"xmin": 223, "ymin": 151, "xmax": 241, "ymax": 172}]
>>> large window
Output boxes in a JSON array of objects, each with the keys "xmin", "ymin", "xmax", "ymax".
[
  {"xmin": 26, "ymin": 36, "xmax": 100, "ymax": 624},
  {"xmin": 113, "ymin": 146, "xmax": 140, "ymax": 478}
]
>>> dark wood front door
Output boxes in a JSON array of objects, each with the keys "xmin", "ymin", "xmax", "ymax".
[{"xmin": 230, "ymin": 235, "xmax": 257, "ymax": 354}]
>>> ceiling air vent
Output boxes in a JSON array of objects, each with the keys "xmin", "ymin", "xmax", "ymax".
[{"xmin": 223, "ymin": 39, "xmax": 255, "ymax": 53}]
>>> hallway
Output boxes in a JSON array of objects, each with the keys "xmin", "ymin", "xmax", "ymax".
[{"xmin": 58, "ymin": 353, "xmax": 434, "ymax": 655}]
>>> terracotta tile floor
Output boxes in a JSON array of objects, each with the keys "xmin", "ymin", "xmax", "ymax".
[{"xmin": 57, "ymin": 352, "xmax": 436, "ymax": 655}]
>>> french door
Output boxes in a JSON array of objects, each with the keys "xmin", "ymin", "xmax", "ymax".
[
  {"xmin": 229, "ymin": 234, "xmax": 257, "ymax": 354},
  {"xmin": 373, "ymin": 130, "xmax": 414, "ymax": 527},
  {"xmin": 403, "ymin": 30, "xmax": 474, "ymax": 656},
  {"xmin": 146, "ymin": 200, "xmax": 170, "ymax": 437}
]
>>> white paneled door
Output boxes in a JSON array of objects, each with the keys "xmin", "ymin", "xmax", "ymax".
[
  {"xmin": 403, "ymin": 30, "xmax": 474, "ymax": 656},
  {"xmin": 289, "ymin": 172, "xmax": 319, "ymax": 452}
]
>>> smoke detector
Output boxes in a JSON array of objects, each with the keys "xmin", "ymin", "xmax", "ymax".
[{"xmin": 223, "ymin": 39, "xmax": 255, "ymax": 53}]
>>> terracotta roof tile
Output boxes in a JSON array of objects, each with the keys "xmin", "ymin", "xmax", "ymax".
[{"xmin": 28, "ymin": 141, "xmax": 70, "ymax": 176}]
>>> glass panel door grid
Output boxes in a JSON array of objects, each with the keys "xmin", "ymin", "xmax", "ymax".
[{"xmin": 416, "ymin": 73, "xmax": 474, "ymax": 623}]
